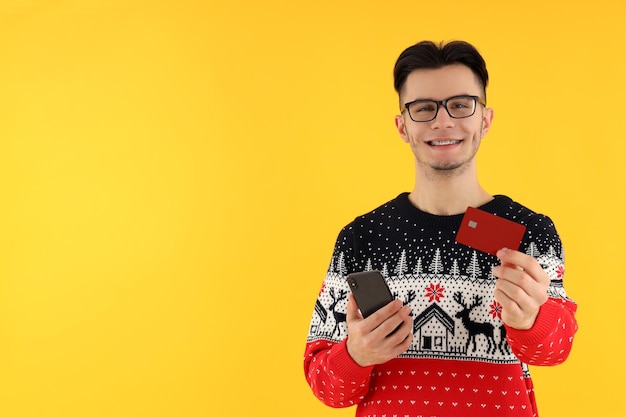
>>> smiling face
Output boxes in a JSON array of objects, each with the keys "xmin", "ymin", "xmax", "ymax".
[{"xmin": 395, "ymin": 64, "xmax": 493, "ymax": 178}]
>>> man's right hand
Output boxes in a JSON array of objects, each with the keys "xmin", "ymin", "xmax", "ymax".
[{"xmin": 346, "ymin": 294, "xmax": 413, "ymax": 367}]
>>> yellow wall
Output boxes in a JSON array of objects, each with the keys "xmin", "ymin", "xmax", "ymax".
[{"xmin": 0, "ymin": 1, "xmax": 623, "ymax": 416}]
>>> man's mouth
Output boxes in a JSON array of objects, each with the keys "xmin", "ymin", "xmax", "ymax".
[{"xmin": 427, "ymin": 140, "xmax": 461, "ymax": 147}]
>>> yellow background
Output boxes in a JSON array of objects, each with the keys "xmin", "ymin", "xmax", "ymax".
[{"xmin": 0, "ymin": 0, "xmax": 623, "ymax": 416}]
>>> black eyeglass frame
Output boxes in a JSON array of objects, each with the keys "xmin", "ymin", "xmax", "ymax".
[{"xmin": 401, "ymin": 95, "xmax": 487, "ymax": 122}]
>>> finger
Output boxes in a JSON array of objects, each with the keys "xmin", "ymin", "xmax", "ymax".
[
  {"xmin": 494, "ymin": 286, "xmax": 541, "ymax": 331},
  {"xmin": 393, "ymin": 312, "xmax": 415, "ymax": 343},
  {"xmin": 495, "ymin": 277, "xmax": 530, "ymax": 306},
  {"xmin": 346, "ymin": 294, "xmax": 362, "ymax": 323},
  {"xmin": 386, "ymin": 320, "xmax": 414, "ymax": 353},
  {"xmin": 496, "ymin": 270, "xmax": 548, "ymax": 303},
  {"xmin": 494, "ymin": 264, "xmax": 530, "ymax": 288},
  {"xmin": 496, "ymin": 248, "xmax": 546, "ymax": 284},
  {"xmin": 494, "ymin": 282, "xmax": 535, "ymax": 318},
  {"xmin": 503, "ymin": 261, "xmax": 524, "ymax": 272},
  {"xmin": 366, "ymin": 299, "xmax": 404, "ymax": 328},
  {"xmin": 495, "ymin": 277, "xmax": 547, "ymax": 316},
  {"xmin": 372, "ymin": 304, "xmax": 412, "ymax": 339},
  {"xmin": 492, "ymin": 264, "xmax": 527, "ymax": 289},
  {"xmin": 494, "ymin": 287, "xmax": 521, "ymax": 316},
  {"xmin": 494, "ymin": 263, "xmax": 550, "ymax": 307},
  {"xmin": 496, "ymin": 248, "xmax": 532, "ymax": 270}
]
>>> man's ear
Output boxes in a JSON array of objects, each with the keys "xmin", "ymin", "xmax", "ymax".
[
  {"xmin": 481, "ymin": 107, "xmax": 494, "ymax": 138},
  {"xmin": 395, "ymin": 114, "xmax": 410, "ymax": 143}
]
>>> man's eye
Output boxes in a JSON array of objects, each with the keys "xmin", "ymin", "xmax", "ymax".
[{"xmin": 415, "ymin": 104, "xmax": 436, "ymax": 113}]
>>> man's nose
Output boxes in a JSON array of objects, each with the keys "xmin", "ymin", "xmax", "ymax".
[{"xmin": 431, "ymin": 104, "xmax": 455, "ymax": 127}]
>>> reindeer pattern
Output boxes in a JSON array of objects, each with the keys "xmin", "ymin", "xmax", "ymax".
[{"xmin": 453, "ymin": 292, "xmax": 510, "ymax": 356}]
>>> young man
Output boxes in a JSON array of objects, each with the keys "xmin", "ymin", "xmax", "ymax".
[{"xmin": 303, "ymin": 40, "xmax": 577, "ymax": 417}]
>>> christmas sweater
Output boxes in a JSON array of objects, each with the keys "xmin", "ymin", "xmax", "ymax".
[{"xmin": 304, "ymin": 193, "xmax": 577, "ymax": 417}]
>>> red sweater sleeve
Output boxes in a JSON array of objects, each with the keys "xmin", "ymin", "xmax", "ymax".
[
  {"xmin": 303, "ymin": 338, "xmax": 373, "ymax": 408},
  {"xmin": 504, "ymin": 297, "xmax": 578, "ymax": 366}
]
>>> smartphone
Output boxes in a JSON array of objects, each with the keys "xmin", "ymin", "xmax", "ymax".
[
  {"xmin": 455, "ymin": 206, "xmax": 526, "ymax": 256},
  {"xmin": 347, "ymin": 270, "xmax": 395, "ymax": 318}
]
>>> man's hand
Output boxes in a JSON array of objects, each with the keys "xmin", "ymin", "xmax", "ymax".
[
  {"xmin": 493, "ymin": 248, "xmax": 550, "ymax": 330},
  {"xmin": 346, "ymin": 294, "xmax": 413, "ymax": 367}
]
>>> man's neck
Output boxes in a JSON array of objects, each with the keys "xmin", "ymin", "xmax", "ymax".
[{"xmin": 408, "ymin": 170, "xmax": 492, "ymax": 216}]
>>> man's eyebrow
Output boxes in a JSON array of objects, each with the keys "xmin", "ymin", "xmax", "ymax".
[{"xmin": 406, "ymin": 93, "xmax": 474, "ymax": 102}]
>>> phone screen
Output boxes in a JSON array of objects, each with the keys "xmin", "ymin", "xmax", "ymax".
[{"xmin": 347, "ymin": 270, "xmax": 394, "ymax": 317}]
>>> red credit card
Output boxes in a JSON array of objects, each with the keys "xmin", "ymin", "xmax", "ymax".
[{"xmin": 455, "ymin": 206, "xmax": 526, "ymax": 256}]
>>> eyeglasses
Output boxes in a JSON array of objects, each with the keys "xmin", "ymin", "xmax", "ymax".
[{"xmin": 401, "ymin": 95, "xmax": 486, "ymax": 122}]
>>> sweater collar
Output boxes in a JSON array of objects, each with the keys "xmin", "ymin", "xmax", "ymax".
[{"xmin": 393, "ymin": 192, "xmax": 513, "ymax": 230}]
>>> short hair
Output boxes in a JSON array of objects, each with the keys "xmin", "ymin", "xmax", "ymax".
[{"xmin": 393, "ymin": 40, "xmax": 489, "ymax": 103}]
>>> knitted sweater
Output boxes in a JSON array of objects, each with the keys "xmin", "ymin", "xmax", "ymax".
[{"xmin": 304, "ymin": 193, "xmax": 577, "ymax": 417}]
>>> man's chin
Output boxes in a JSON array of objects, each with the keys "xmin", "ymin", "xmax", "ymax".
[
  {"xmin": 431, "ymin": 162, "xmax": 463, "ymax": 171},
  {"xmin": 425, "ymin": 160, "xmax": 474, "ymax": 178}
]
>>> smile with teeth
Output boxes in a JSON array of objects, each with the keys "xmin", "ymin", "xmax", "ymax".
[{"xmin": 428, "ymin": 139, "xmax": 461, "ymax": 146}]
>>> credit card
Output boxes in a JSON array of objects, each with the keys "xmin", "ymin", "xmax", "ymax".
[{"xmin": 455, "ymin": 206, "xmax": 526, "ymax": 256}]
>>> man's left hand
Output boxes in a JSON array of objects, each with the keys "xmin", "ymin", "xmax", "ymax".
[{"xmin": 493, "ymin": 248, "xmax": 550, "ymax": 330}]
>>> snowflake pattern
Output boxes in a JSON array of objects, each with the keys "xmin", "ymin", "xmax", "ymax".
[
  {"xmin": 556, "ymin": 264, "xmax": 564, "ymax": 278},
  {"xmin": 424, "ymin": 282, "xmax": 445, "ymax": 302},
  {"xmin": 489, "ymin": 300, "xmax": 503, "ymax": 319},
  {"xmin": 318, "ymin": 282, "xmax": 326, "ymax": 296}
]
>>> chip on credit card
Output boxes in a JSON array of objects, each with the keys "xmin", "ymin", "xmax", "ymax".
[{"xmin": 455, "ymin": 206, "xmax": 526, "ymax": 256}]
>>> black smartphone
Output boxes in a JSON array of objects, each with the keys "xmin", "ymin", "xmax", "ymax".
[{"xmin": 346, "ymin": 270, "xmax": 395, "ymax": 318}]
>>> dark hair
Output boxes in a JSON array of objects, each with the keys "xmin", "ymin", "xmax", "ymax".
[{"xmin": 393, "ymin": 40, "xmax": 489, "ymax": 102}]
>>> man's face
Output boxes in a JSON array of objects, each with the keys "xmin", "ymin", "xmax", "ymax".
[{"xmin": 395, "ymin": 64, "xmax": 493, "ymax": 177}]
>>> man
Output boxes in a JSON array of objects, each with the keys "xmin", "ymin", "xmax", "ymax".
[{"xmin": 303, "ymin": 40, "xmax": 577, "ymax": 417}]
